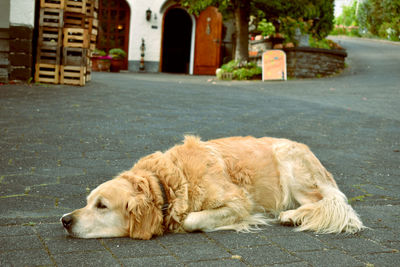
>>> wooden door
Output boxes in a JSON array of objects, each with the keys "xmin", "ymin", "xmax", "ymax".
[
  {"xmin": 194, "ymin": 6, "xmax": 222, "ymax": 75},
  {"xmin": 97, "ymin": 0, "xmax": 130, "ymax": 70}
]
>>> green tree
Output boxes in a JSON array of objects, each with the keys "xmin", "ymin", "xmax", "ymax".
[
  {"xmin": 179, "ymin": 0, "xmax": 335, "ymax": 62},
  {"xmin": 335, "ymin": 0, "xmax": 359, "ymax": 26},
  {"xmin": 254, "ymin": 0, "xmax": 334, "ymax": 39},
  {"xmin": 359, "ymin": 0, "xmax": 400, "ymax": 41}
]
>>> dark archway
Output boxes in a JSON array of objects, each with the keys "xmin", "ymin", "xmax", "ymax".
[{"xmin": 162, "ymin": 8, "xmax": 192, "ymax": 73}]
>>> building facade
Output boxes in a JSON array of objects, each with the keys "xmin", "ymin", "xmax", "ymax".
[
  {"xmin": 103, "ymin": 0, "xmax": 233, "ymax": 75},
  {"xmin": 0, "ymin": 0, "xmax": 233, "ymax": 83}
]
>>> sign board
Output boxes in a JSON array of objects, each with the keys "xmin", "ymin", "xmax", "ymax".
[{"xmin": 262, "ymin": 50, "xmax": 287, "ymax": 81}]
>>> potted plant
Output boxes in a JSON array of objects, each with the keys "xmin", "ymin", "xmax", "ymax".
[
  {"xmin": 91, "ymin": 49, "xmax": 112, "ymax": 72},
  {"xmin": 108, "ymin": 48, "xmax": 127, "ymax": 72}
]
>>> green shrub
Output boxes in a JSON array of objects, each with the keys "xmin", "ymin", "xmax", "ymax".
[
  {"xmin": 218, "ymin": 60, "xmax": 262, "ymax": 80},
  {"xmin": 108, "ymin": 48, "xmax": 127, "ymax": 59},
  {"xmin": 93, "ymin": 49, "xmax": 106, "ymax": 57},
  {"xmin": 257, "ymin": 19, "xmax": 276, "ymax": 37}
]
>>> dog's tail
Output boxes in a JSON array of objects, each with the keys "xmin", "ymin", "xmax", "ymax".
[{"xmin": 280, "ymin": 185, "xmax": 365, "ymax": 234}]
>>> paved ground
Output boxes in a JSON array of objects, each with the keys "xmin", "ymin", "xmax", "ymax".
[{"xmin": 1, "ymin": 36, "xmax": 399, "ymax": 266}]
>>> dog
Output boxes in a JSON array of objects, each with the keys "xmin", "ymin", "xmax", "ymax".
[{"xmin": 61, "ymin": 136, "xmax": 364, "ymax": 239}]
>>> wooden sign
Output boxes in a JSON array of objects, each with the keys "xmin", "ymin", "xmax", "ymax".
[{"xmin": 262, "ymin": 50, "xmax": 287, "ymax": 81}]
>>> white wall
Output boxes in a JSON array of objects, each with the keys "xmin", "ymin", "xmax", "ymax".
[
  {"xmin": 127, "ymin": 0, "xmax": 166, "ymax": 63},
  {"xmin": 9, "ymin": 0, "xmax": 35, "ymax": 26},
  {"xmin": 127, "ymin": 0, "xmax": 196, "ymax": 73}
]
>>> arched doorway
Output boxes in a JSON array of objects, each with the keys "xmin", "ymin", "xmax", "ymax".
[
  {"xmin": 97, "ymin": 0, "xmax": 130, "ymax": 70},
  {"xmin": 161, "ymin": 8, "xmax": 193, "ymax": 74}
]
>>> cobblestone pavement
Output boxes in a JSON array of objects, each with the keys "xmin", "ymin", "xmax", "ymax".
[{"xmin": 1, "ymin": 37, "xmax": 399, "ymax": 266}]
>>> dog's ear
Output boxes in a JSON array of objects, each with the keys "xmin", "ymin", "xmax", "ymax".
[{"xmin": 125, "ymin": 176, "xmax": 163, "ymax": 240}]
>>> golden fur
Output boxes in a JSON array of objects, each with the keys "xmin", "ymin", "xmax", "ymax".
[{"xmin": 61, "ymin": 136, "xmax": 364, "ymax": 239}]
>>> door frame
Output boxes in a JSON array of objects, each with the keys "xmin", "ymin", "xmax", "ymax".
[{"xmin": 160, "ymin": 4, "xmax": 196, "ymax": 75}]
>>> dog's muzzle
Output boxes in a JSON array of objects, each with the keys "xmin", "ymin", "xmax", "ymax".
[{"xmin": 61, "ymin": 214, "xmax": 74, "ymax": 230}]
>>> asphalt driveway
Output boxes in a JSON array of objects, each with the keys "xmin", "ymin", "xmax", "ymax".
[{"xmin": 0, "ymin": 36, "xmax": 399, "ymax": 266}]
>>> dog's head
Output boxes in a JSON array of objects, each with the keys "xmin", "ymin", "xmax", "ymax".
[{"xmin": 60, "ymin": 171, "xmax": 164, "ymax": 240}]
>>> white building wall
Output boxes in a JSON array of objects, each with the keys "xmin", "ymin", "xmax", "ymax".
[
  {"xmin": 125, "ymin": 0, "xmax": 228, "ymax": 73},
  {"xmin": 126, "ymin": 0, "xmax": 166, "ymax": 72},
  {"xmin": 9, "ymin": 0, "xmax": 35, "ymax": 27},
  {"xmin": 127, "ymin": 0, "xmax": 195, "ymax": 72}
]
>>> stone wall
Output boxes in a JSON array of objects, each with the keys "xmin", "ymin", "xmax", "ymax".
[
  {"xmin": 249, "ymin": 39, "xmax": 273, "ymax": 54},
  {"xmin": 250, "ymin": 46, "xmax": 347, "ymax": 79},
  {"xmin": 283, "ymin": 47, "xmax": 347, "ymax": 78}
]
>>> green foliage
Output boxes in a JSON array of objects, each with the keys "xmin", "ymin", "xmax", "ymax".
[
  {"xmin": 108, "ymin": 48, "xmax": 127, "ymax": 59},
  {"xmin": 257, "ymin": 19, "xmax": 275, "ymax": 37},
  {"xmin": 308, "ymin": 37, "xmax": 342, "ymax": 50},
  {"xmin": 219, "ymin": 60, "xmax": 261, "ymax": 80},
  {"xmin": 335, "ymin": 0, "xmax": 359, "ymax": 26},
  {"xmin": 330, "ymin": 26, "xmax": 361, "ymax": 37},
  {"xmin": 253, "ymin": 0, "xmax": 335, "ymax": 40},
  {"xmin": 335, "ymin": 0, "xmax": 400, "ymax": 41},
  {"xmin": 179, "ymin": 0, "xmax": 232, "ymax": 16},
  {"xmin": 220, "ymin": 60, "xmax": 239, "ymax": 72},
  {"xmin": 279, "ymin": 17, "xmax": 313, "ymax": 44},
  {"xmin": 93, "ymin": 49, "xmax": 106, "ymax": 57}
]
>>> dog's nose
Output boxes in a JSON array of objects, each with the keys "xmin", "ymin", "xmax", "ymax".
[{"xmin": 61, "ymin": 214, "xmax": 73, "ymax": 229}]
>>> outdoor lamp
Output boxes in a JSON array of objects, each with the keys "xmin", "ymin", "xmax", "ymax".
[{"xmin": 146, "ymin": 8, "xmax": 152, "ymax": 21}]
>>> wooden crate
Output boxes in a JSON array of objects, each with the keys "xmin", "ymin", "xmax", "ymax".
[
  {"xmin": 86, "ymin": 61, "xmax": 92, "ymax": 82},
  {"xmin": 38, "ymin": 27, "xmax": 62, "ymax": 47},
  {"xmin": 89, "ymin": 33, "xmax": 97, "ymax": 50},
  {"xmin": 85, "ymin": 70, "xmax": 91, "ymax": 82},
  {"xmin": 60, "ymin": 65, "xmax": 86, "ymax": 86},
  {"xmin": 40, "ymin": 0, "xmax": 65, "ymax": 9},
  {"xmin": 39, "ymin": 8, "xmax": 64, "ymax": 28},
  {"xmin": 63, "ymin": 28, "xmax": 89, "ymax": 48},
  {"xmin": 64, "ymin": 13, "xmax": 97, "ymax": 36},
  {"xmin": 87, "ymin": 18, "xmax": 98, "ymax": 36},
  {"xmin": 35, "ymin": 63, "xmax": 60, "ymax": 84},
  {"xmin": 86, "ymin": 49, "xmax": 92, "ymax": 66},
  {"xmin": 86, "ymin": 0, "xmax": 99, "ymax": 18},
  {"xmin": 36, "ymin": 45, "xmax": 61, "ymax": 65},
  {"xmin": 65, "ymin": 0, "xmax": 86, "ymax": 14},
  {"xmin": 62, "ymin": 47, "xmax": 87, "ymax": 66},
  {"xmin": 64, "ymin": 12, "xmax": 86, "ymax": 28}
]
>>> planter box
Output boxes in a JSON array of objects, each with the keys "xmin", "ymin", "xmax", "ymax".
[{"xmin": 91, "ymin": 57, "xmax": 110, "ymax": 72}]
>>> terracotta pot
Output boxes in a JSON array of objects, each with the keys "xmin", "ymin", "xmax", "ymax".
[
  {"xmin": 110, "ymin": 59, "xmax": 123, "ymax": 72},
  {"xmin": 92, "ymin": 58, "xmax": 111, "ymax": 72}
]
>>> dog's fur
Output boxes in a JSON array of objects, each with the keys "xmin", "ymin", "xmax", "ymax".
[{"xmin": 61, "ymin": 136, "xmax": 364, "ymax": 239}]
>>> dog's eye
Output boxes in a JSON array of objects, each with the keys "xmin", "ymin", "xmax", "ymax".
[{"xmin": 96, "ymin": 201, "xmax": 107, "ymax": 209}]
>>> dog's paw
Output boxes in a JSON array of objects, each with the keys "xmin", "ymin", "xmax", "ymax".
[
  {"xmin": 279, "ymin": 210, "xmax": 299, "ymax": 226},
  {"xmin": 183, "ymin": 212, "xmax": 200, "ymax": 232}
]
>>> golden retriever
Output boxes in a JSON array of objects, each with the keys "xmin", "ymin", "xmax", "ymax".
[{"xmin": 61, "ymin": 136, "xmax": 364, "ymax": 239}]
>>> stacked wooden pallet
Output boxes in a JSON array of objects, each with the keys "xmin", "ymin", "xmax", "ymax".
[{"xmin": 35, "ymin": 0, "xmax": 98, "ymax": 86}]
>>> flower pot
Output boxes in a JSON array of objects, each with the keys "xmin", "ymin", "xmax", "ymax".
[
  {"xmin": 110, "ymin": 59, "xmax": 123, "ymax": 72},
  {"xmin": 92, "ymin": 58, "xmax": 111, "ymax": 72}
]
